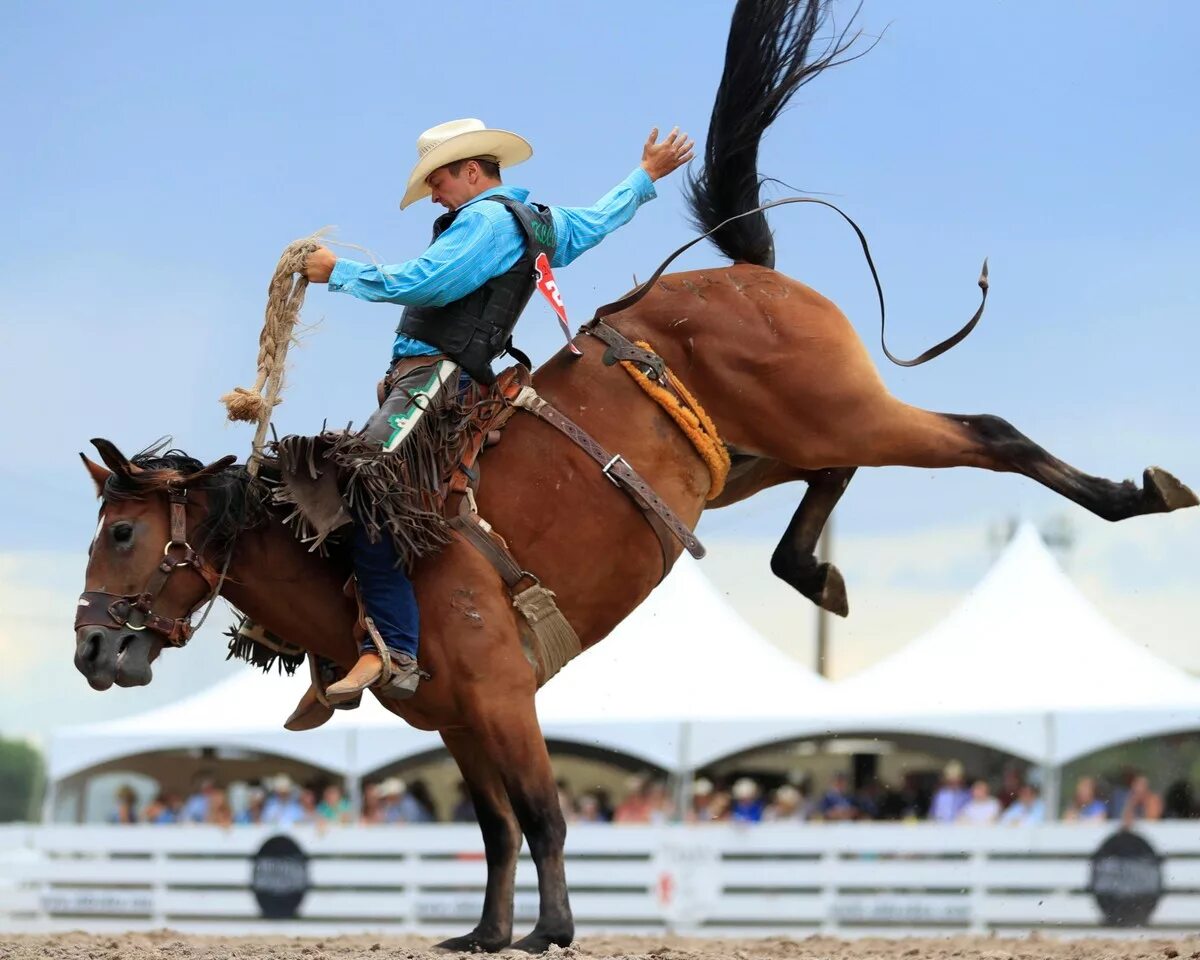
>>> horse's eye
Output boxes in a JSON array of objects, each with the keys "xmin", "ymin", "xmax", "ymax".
[{"xmin": 111, "ymin": 522, "xmax": 135, "ymax": 545}]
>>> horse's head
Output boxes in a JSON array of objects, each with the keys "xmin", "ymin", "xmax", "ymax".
[{"xmin": 75, "ymin": 438, "xmax": 238, "ymax": 690}]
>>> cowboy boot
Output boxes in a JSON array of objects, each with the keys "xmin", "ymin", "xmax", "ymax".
[
  {"xmin": 325, "ymin": 650, "xmax": 424, "ymax": 704},
  {"xmin": 284, "ymin": 684, "xmax": 335, "ymax": 732}
]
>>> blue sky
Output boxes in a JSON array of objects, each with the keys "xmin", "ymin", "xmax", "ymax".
[{"xmin": 1, "ymin": 1, "xmax": 1197, "ymax": 737}]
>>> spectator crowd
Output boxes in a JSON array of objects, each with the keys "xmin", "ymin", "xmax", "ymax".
[{"xmin": 108, "ymin": 762, "xmax": 1199, "ymax": 827}]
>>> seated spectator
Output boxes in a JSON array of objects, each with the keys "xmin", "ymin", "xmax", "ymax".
[
  {"xmin": 207, "ymin": 788, "xmax": 234, "ymax": 828},
  {"xmin": 1164, "ymin": 780, "xmax": 1195, "ymax": 820},
  {"xmin": 235, "ymin": 787, "xmax": 266, "ymax": 825},
  {"xmin": 360, "ymin": 781, "xmax": 384, "ymax": 825},
  {"xmin": 1122, "ymin": 774, "xmax": 1163, "ymax": 826},
  {"xmin": 999, "ymin": 784, "xmax": 1045, "ymax": 826},
  {"xmin": 593, "ymin": 787, "xmax": 615, "ymax": 823},
  {"xmin": 764, "ymin": 784, "xmax": 810, "ymax": 822},
  {"xmin": 644, "ymin": 780, "xmax": 675, "ymax": 824},
  {"xmin": 143, "ymin": 791, "xmax": 183, "ymax": 825},
  {"xmin": 854, "ymin": 781, "xmax": 883, "ymax": 821},
  {"xmin": 262, "ymin": 775, "xmax": 307, "ymax": 826},
  {"xmin": 997, "ymin": 765, "xmax": 1024, "ymax": 811},
  {"xmin": 402, "ymin": 779, "xmax": 438, "ymax": 823},
  {"xmin": 109, "ymin": 784, "xmax": 139, "ymax": 824},
  {"xmin": 317, "ymin": 784, "xmax": 352, "ymax": 824},
  {"xmin": 575, "ymin": 792, "xmax": 607, "ymax": 824},
  {"xmin": 957, "ymin": 780, "xmax": 1000, "ymax": 825},
  {"xmin": 687, "ymin": 778, "xmax": 718, "ymax": 823},
  {"xmin": 180, "ymin": 775, "xmax": 217, "ymax": 824},
  {"xmin": 1063, "ymin": 776, "xmax": 1108, "ymax": 823},
  {"xmin": 730, "ymin": 778, "xmax": 765, "ymax": 823},
  {"xmin": 451, "ymin": 782, "xmax": 475, "ymax": 823},
  {"xmin": 817, "ymin": 773, "xmax": 857, "ymax": 822},
  {"xmin": 614, "ymin": 776, "xmax": 654, "ymax": 824},
  {"xmin": 378, "ymin": 778, "xmax": 407, "ymax": 823},
  {"xmin": 929, "ymin": 761, "xmax": 969, "ymax": 823}
]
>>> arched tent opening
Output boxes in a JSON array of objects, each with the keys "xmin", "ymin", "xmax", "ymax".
[
  {"xmin": 50, "ymin": 745, "xmax": 345, "ymax": 824},
  {"xmin": 361, "ymin": 740, "xmax": 672, "ymax": 823},
  {"xmin": 1059, "ymin": 729, "xmax": 1200, "ymax": 821},
  {"xmin": 694, "ymin": 731, "xmax": 1037, "ymax": 820}
]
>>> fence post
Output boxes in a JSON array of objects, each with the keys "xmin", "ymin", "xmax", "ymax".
[{"xmin": 967, "ymin": 845, "xmax": 988, "ymax": 934}]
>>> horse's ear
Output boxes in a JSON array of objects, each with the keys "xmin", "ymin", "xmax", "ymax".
[
  {"xmin": 79, "ymin": 453, "xmax": 112, "ymax": 498},
  {"xmin": 90, "ymin": 438, "xmax": 134, "ymax": 478},
  {"xmin": 182, "ymin": 455, "xmax": 238, "ymax": 484}
]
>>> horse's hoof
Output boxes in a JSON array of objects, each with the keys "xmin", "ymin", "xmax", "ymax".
[
  {"xmin": 1144, "ymin": 467, "xmax": 1200, "ymax": 512},
  {"xmin": 434, "ymin": 931, "xmax": 511, "ymax": 953},
  {"xmin": 509, "ymin": 928, "xmax": 573, "ymax": 954},
  {"xmin": 813, "ymin": 562, "xmax": 850, "ymax": 618}
]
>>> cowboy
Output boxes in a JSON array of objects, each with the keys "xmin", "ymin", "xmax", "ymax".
[{"xmin": 286, "ymin": 118, "xmax": 693, "ymax": 730}]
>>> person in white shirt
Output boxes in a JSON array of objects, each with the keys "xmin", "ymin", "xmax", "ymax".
[{"xmin": 957, "ymin": 779, "xmax": 1001, "ymax": 825}]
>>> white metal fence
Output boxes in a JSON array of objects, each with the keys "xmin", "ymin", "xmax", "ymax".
[{"xmin": 2, "ymin": 823, "xmax": 1197, "ymax": 936}]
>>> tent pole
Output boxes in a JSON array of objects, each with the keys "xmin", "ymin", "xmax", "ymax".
[
  {"xmin": 674, "ymin": 721, "xmax": 694, "ymax": 823},
  {"xmin": 1041, "ymin": 713, "xmax": 1061, "ymax": 820},
  {"xmin": 815, "ymin": 517, "xmax": 833, "ymax": 677},
  {"xmin": 346, "ymin": 731, "xmax": 362, "ymax": 822}
]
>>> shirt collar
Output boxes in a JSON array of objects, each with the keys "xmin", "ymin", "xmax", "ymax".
[{"xmin": 458, "ymin": 184, "xmax": 530, "ymax": 211}]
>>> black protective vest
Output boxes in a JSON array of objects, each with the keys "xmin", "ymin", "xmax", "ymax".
[{"xmin": 397, "ymin": 195, "xmax": 556, "ymax": 384}]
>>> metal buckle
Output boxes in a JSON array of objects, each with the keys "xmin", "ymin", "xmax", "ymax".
[{"xmin": 601, "ymin": 454, "xmax": 627, "ymax": 486}]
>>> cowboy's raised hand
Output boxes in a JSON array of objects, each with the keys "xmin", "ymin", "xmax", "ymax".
[
  {"xmin": 640, "ymin": 127, "xmax": 696, "ymax": 182},
  {"xmin": 303, "ymin": 246, "xmax": 338, "ymax": 284}
]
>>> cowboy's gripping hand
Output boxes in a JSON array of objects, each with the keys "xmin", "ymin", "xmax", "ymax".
[
  {"xmin": 303, "ymin": 246, "xmax": 337, "ymax": 284},
  {"xmin": 640, "ymin": 127, "xmax": 695, "ymax": 181}
]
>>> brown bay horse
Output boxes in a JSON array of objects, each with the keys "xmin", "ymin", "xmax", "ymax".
[{"xmin": 73, "ymin": 0, "xmax": 1196, "ymax": 952}]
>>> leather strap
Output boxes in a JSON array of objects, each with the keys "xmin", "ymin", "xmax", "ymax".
[
  {"xmin": 74, "ymin": 486, "xmax": 227, "ymax": 648},
  {"xmin": 449, "ymin": 512, "xmax": 532, "ymax": 591},
  {"xmin": 511, "ymin": 387, "xmax": 703, "ymax": 565},
  {"xmin": 587, "ymin": 321, "xmax": 665, "ymax": 380}
]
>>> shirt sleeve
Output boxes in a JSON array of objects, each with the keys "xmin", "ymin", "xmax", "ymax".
[
  {"xmin": 549, "ymin": 167, "xmax": 657, "ymax": 268},
  {"xmin": 328, "ymin": 209, "xmax": 505, "ymax": 308}
]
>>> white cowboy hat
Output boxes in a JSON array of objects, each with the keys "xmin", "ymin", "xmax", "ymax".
[{"xmin": 400, "ymin": 118, "xmax": 532, "ymax": 210}]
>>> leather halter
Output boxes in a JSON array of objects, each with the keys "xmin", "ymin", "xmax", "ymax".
[{"xmin": 74, "ymin": 486, "xmax": 225, "ymax": 648}]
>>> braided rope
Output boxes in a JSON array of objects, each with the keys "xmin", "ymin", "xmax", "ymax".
[
  {"xmin": 220, "ymin": 230, "xmax": 328, "ymax": 475},
  {"xmin": 619, "ymin": 340, "xmax": 731, "ymax": 500}
]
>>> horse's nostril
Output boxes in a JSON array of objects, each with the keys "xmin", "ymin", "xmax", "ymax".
[
  {"xmin": 117, "ymin": 634, "xmax": 134, "ymax": 658},
  {"xmin": 83, "ymin": 631, "xmax": 103, "ymax": 663}
]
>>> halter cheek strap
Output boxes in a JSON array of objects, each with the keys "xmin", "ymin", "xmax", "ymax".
[{"xmin": 73, "ymin": 487, "xmax": 224, "ymax": 648}]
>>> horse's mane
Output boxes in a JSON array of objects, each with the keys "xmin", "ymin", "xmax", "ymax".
[{"xmin": 102, "ymin": 448, "xmax": 273, "ymax": 557}]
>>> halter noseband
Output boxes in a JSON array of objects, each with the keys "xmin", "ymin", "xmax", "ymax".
[{"xmin": 74, "ymin": 484, "xmax": 225, "ymax": 648}]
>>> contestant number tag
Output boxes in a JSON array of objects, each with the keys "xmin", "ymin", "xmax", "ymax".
[{"xmin": 534, "ymin": 252, "xmax": 583, "ymax": 356}]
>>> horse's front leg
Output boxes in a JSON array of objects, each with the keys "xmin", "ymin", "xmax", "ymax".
[
  {"xmin": 468, "ymin": 693, "xmax": 573, "ymax": 953},
  {"xmin": 436, "ymin": 728, "xmax": 521, "ymax": 952}
]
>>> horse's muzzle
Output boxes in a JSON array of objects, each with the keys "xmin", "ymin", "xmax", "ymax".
[{"xmin": 74, "ymin": 625, "xmax": 154, "ymax": 690}]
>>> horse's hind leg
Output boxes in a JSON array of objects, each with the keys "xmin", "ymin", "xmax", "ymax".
[
  {"xmin": 436, "ymin": 729, "xmax": 521, "ymax": 953},
  {"xmin": 771, "ymin": 467, "xmax": 856, "ymax": 616},
  {"xmin": 867, "ymin": 407, "xmax": 1198, "ymax": 521}
]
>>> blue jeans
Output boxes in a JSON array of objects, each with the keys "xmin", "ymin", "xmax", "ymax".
[
  {"xmin": 351, "ymin": 524, "xmax": 419, "ymax": 659},
  {"xmin": 351, "ymin": 366, "xmax": 476, "ymax": 660}
]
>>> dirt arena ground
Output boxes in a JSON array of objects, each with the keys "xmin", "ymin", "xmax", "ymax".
[{"xmin": 2, "ymin": 933, "xmax": 1198, "ymax": 960}]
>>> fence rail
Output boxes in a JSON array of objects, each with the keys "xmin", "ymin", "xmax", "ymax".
[{"xmin": 1, "ymin": 823, "xmax": 1192, "ymax": 936}]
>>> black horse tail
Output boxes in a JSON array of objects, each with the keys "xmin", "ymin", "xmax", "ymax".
[{"xmin": 685, "ymin": 0, "xmax": 866, "ymax": 269}]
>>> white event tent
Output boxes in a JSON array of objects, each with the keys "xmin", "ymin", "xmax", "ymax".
[
  {"xmin": 830, "ymin": 522, "xmax": 1200, "ymax": 766},
  {"xmin": 47, "ymin": 523, "xmax": 1200, "ymax": 813}
]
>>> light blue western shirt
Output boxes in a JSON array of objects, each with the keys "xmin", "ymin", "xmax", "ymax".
[{"xmin": 328, "ymin": 167, "xmax": 657, "ymax": 359}]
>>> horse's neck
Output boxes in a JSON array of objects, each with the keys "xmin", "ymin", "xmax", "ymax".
[{"xmin": 219, "ymin": 517, "xmax": 358, "ymax": 669}]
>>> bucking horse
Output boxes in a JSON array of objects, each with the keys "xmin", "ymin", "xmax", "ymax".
[{"xmin": 73, "ymin": 0, "xmax": 1196, "ymax": 952}]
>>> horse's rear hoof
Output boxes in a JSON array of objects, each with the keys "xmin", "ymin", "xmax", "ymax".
[
  {"xmin": 1145, "ymin": 467, "xmax": 1200, "ymax": 512},
  {"xmin": 812, "ymin": 562, "xmax": 850, "ymax": 618}
]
